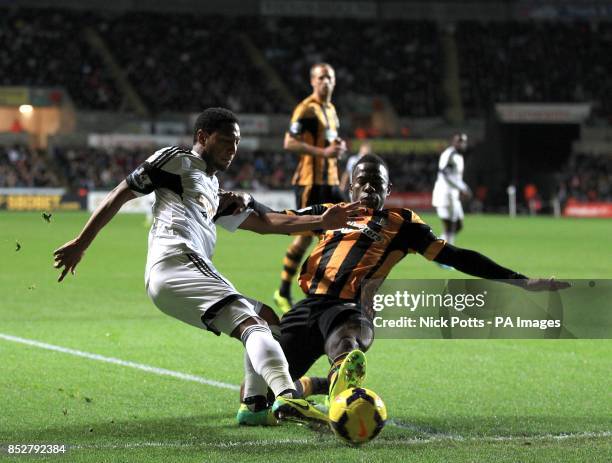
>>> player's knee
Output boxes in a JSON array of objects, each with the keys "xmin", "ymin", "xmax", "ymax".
[
  {"xmin": 455, "ymin": 220, "xmax": 463, "ymax": 233},
  {"xmin": 258, "ymin": 304, "xmax": 280, "ymax": 326},
  {"xmin": 232, "ymin": 316, "xmax": 268, "ymax": 340}
]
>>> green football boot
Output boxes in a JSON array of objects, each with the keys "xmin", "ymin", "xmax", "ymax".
[
  {"xmin": 328, "ymin": 349, "xmax": 367, "ymax": 402},
  {"xmin": 236, "ymin": 404, "xmax": 279, "ymax": 426}
]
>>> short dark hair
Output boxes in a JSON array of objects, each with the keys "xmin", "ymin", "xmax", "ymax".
[
  {"xmin": 353, "ymin": 153, "xmax": 387, "ymax": 175},
  {"xmin": 310, "ymin": 62, "xmax": 334, "ymax": 77},
  {"xmin": 193, "ymin": 108, "xmax": 239, "ymax": 142}
]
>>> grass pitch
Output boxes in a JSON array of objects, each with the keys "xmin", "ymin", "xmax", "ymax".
[{"xmin": 1, "ymin": 211, "xmax": 611, "ymax": 462}]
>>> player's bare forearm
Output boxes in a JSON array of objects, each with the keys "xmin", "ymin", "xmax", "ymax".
[
  {"xmin": 284, "ymin": 133, "xmax": 325, "ymax": 157},
  {"xmin": 239, "ymin": 202, "xmax": 364, "ymax": 235},
  {"xmin": 77, "ymin": 181, "xmax": 136, "ymax": 247},
  {"xmin": 239, "ymin": 212, "xmax": 324, "ymax": 235},
  {"xmin": 53, "ymin": 181, "xmax": 135, "ymax": 281},
  {"xmin": 433, "ymin": 244, "xmax": 569, "ymax": 291},
  {"xmin": 442, "ymin": 171, "xmax": 468, "ymax": 193}
]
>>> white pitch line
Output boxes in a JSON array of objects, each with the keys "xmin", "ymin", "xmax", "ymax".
[
  {"xmin": 1, "ymin": 332, "xmax": 611, "ymax": 447},
  {"xmin": 70, "ymin": 431, "xmax": 612, "ymax": 450},
  {"xmin": 0, "ymin": 333, "xmax": 238, "ymax": 391}
]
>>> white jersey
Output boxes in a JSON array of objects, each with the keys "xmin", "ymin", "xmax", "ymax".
[
  {"xmin": 432, "ymin": 146, "xmax": 467, "ymax": 207},
  {"xmin": 126, "ymin": 146, "xmax": 250, "ymax": 281}
]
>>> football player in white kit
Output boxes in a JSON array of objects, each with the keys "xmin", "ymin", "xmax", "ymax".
[
  {"xmin": 53, "ymin": 108, "xmax": 362, "ymax": 426},
  {"xmin": 432, "ymin": 133, "xmax": 472, "ymax": 251}
]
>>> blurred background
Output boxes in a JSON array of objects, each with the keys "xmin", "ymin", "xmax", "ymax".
[{"xmin": 1, "ymin": 0, "xmax": 611, "ymax": 217}]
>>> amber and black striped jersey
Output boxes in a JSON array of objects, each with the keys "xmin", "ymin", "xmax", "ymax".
[
  {"xmin": 287, "ymin": 204, "xmax": 445, "ymax": 301},
  {"xmin": 288, "ymin": 95, "xmax": 340, "ymax": 186}
]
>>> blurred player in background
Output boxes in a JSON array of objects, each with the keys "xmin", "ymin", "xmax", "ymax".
[
  {"xmin": 274, "ymin": 63, "xmax": 347, "ymax": 312},
  {"xmin": 432, "ymin": 133, "xmax": 472, "ymax": 252},
  {"xmin": 339, "ymin": 140, "xmax": 372, "ymax": 195}
]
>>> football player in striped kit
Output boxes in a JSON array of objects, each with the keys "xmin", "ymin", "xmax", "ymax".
[{"xmin": 237, "ymin": 153, "xmax": 569, "ymax": 425}]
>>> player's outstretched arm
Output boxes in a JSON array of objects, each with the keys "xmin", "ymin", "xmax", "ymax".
[
  {"xmin": 238, "ymin": 201, "xmax": 363, "ymax": 235},
  {"xmin": 53, "ymin": 180, "xmax": 136, "ymax": 282},
  {"xmin": 433, "ymin": 243, "xmax": 569, "ymax": 291}
]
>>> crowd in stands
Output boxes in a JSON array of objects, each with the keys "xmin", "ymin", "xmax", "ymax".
[
  {"xmin": 0, "ymin": 144, "xmax": 439, "ymax": 194},
  {"xmin": 457, "ymin": 21, "xmax": 612, "ymax": 119},
  {"xmin": 3, "ymin": 143, "xmax": 611, "ymax": 209},
  {"xmin": 3, "ymin": 7, "xmax": 612, "ymax": 120},
  {"xmin": 96, "ymin": 14, "xmax": 285, "ymax": 115},
  {"xmin": 0, "ymin": 145, "xmax": 60, "ymax": 188},
  {"xmin": 50, "ymin": 146, "xmax": 143, "ymax": 191},
  {"xmin": 0, "ymin": 10, "xmax": 121, "ymax": 110},
  {"xmin": 560, "ymin": 153, "xmax": 612, "ymax": 202},
  {"xmin": 247, "ymin": 17, "xmax": 444, "ymax": 117}
]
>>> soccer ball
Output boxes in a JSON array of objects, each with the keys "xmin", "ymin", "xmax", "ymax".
[{"xmin": 328, "ymin": 387, "xmax": 387, "ymax": 445}]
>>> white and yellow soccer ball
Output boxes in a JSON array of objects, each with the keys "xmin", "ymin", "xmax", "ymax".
[{"xmin": 328, "ymin": 387, "xmax": 387, "ymax": 445}]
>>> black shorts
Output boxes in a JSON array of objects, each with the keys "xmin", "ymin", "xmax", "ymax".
[
  {"xmin": 294, "ymin": 185, "xmax": 345, "ymax": 209},
  {"xmin": 279, "ymin": 296, "xmax": 373, "ymax": 380}
]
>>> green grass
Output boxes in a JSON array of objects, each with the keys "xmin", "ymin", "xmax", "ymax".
[{"xmin": 0, "ymin": 211, "xmax": 611, "ymax": 462}]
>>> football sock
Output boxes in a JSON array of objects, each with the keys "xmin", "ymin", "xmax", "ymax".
[
  {"xmin": 278, "ymin": 388, "xmax": 299, "ymax": 399},
  {"xmin": 243, "ymin": 394, "xmax": 269, "ymax": 412},
  {"xmin": 310, "ymin": 376, "xmax": 329, "ymax": 395},
  {"xmin": 241, "ymin": 325, "xmax": 294, "ymax": 397},
  {"xmin": 243, "ymin": 350, "xmax": 269, "ymax": 400},
  {"xmin": 279, "ymin": 246, "xmax": 304, "ymax": 297},
  {"xmin": 294, "ymin": 376, "xmax": 329, "ymax": 397}
]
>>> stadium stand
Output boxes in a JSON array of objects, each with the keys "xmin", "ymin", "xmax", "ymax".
[
  {"xmin": 560, "ymin": 153, "xmax": 612, "ymax": 202},
  {"xmin": 0, "ymin": 145, "xmax": 60, "ymax": 187},
  {"xmin": 457, "ymin": 21, "xmax": 612, "ymax": 119},
  {"xmin": 1, "ymin": 143, "xmax": 441, "ymax": 194},
  {"xmin": 0, "ymin": 10, "xmax": 121, "ymax": 110},
  {"xmin": 247, "ymin": 17, "xmax": 443, "ymax": 116},
  {"xmin": 96, "ymin": 13, "xmax": 286, "ymax": 115}
]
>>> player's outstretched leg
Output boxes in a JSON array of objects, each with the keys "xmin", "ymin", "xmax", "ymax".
[
  {"xmin": 275, "ymin": 235, "xmax": 312, "ymax": 312},
  {"xmin": 324, "ymin": 317, "xmax": 373, "ymax": 401},
  {"xmin": 234, "ymin": 303, "xmax": 327, "ymax": 426}
]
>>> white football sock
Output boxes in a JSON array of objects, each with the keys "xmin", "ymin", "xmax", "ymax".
[
  {"xmin": 243, "ymin": 351, "xmax": 269, "ymax": 400},
  {"xmin": 241, "ymin": 325, "xmax": 294, "ymax": 397}
]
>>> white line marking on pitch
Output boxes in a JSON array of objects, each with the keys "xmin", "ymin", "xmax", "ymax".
[
  {"xmin": 2, "ymin": 332, "xmax": 610, "ymax": 446},
  {"xmin": 0, "ymin": 333, "xmax": 238, "ymax": 391},
  {"xmin": 71, "ymin": 431, "xmax": 612, "ymax": 450}
]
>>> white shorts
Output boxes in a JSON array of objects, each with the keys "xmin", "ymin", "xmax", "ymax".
[
  {"xmin": 145, "ymin": 253, "xmax": 262, "ymax": 336},
  {"xmin": 436, "ymin": 199, "xmax": 464, "ymax": 222}
]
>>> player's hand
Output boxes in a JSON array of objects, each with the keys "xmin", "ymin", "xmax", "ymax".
[
  {"xmin": 460, "ymin": 188, "xmax": 473, "ymax": 201},
  {"xmin": 321, "ymin": 201, "xmax": 367, "ymax": 230},
  {"xmin": 218, "ymin": 191, "xmax": 252, "ymax": 216},
  {"xmin": 323, "ymin": 139, "xmax": 347, "ymax": 158},
  {"xmin": 521, "ymin": 277, "xmax": 571, "ymax": 292},
  {"xmin": 53, "ymin": 238, "xmax": 87, "ymax": 282}
]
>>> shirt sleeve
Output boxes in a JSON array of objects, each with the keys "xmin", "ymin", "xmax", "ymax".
[
  {"xmin": 288, "ymin": 104, "xmax": 317, "ymax": 138},
  {"xmin": 398, "ymin": 209, "xmax": 446, "ymax": 260},
  {"xmin": 438, "ymin": 148, "xmax": 455, "ymax": 171},
  {"xmin": 125, "ymin": 147, "xmax": 183, "ymax": 197}
]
